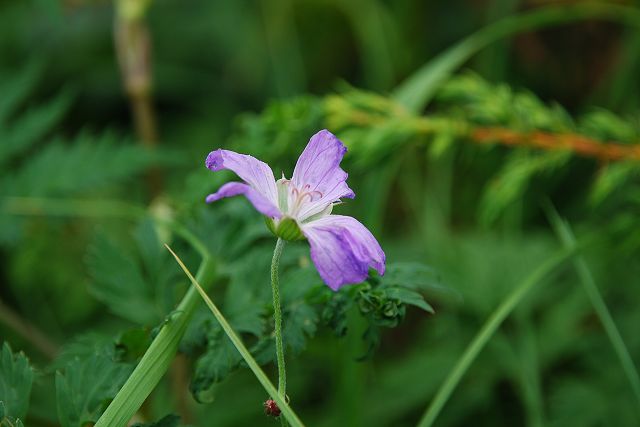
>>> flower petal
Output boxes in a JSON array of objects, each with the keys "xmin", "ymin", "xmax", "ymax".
[
  {"xmin": 291, "ymin": 130, "xmax": 355, "ymax": 220},
  {"xmin": 302, "ymin": 215, "xmax": 385, "ymax": 290},
  {"xmin": 206, "ymin": 182, "xmax": 282, "ymax": 218},
  {"xmin": 206, "ymin": 149, "xmax": 278, "ymax": 206}
]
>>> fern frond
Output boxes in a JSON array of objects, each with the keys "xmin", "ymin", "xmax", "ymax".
[
  {"xmin": 2, "ymin": 131, "xmax": 167, "ymax": 197},
  {"xmin": 0, "ymin": 91, "xmax": 72, "ymax": 166},
  {"xmin": 0, "ymin": 62, "xmax": 43, "ymax": 124}
]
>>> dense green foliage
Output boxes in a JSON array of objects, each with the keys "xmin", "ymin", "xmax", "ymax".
[{"xmin": 2, "ymin": 1, "xmax": 640, "ymax": 426}]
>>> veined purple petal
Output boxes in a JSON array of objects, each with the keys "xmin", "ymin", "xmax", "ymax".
[
  {"xmin": 206, "ymin": 182, "xmax": 282, "ymax": 218},
  {"xmin": 302, "ymin": 215, "xmax": 385, "ymax": 290},
  {"xmin": 291, "ymin": 130, "xmax": 355, "ymax": 221},
  {"xmin": 206, "ymin": 149, "xmax": 278, "ymax": 206}
]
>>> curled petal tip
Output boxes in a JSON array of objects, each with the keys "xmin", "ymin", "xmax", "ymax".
[{"xmin": 205, "ymin": 149, "xmax": 223, "ymax": 171}]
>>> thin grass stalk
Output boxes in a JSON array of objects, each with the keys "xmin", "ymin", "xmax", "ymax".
[
  {"xmin": 544, "ymin": 202, "xmax": 640, "ymax": 412},
  {"xmin": 417, "ymin": 247, "xmax": 575, "ymax": 427}
]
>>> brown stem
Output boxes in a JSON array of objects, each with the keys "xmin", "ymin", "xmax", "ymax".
[
  {"xmin": 170, "ymin": 353, "xmax": 194, "ymax": 424},
  {"xmin": 333, "ymin": 101, "xmax": 640, "ymax": 162},
  {"xmin": 471, "ymin": 127, "xmax": 640, "ymax": 162},
  {"xmin": 114, "ymin": 6, "xmax": 162, "ymax": 196},
  {"xmin": 0, "ymin": 297, "xmax": 58, "ymax": 359}
]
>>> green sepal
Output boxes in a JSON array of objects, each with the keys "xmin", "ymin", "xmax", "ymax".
[{"xmin": 265, "ymin": 217, "xmax": 305, "ymax": 241}]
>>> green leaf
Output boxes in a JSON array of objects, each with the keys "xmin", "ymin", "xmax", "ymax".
[
  {"xmin": 590, "ymin": 161, "xmax": 640, "ymax": 206},
  {"xmin": 0, "ymin": 61, "xmax": 42, "ymax": 124},
  {"xmin": 579, "ymin": 109, "xmax": 639, "ymax": 143},
  {"xmin": 386, "ymin": 288, "xmax": 435, "ymax": 314},
  {"xmin": 284, "ymin": 302, "xmax": 318, "ymax": 354},
  {"xmin": 381, "ymin": 262, "xmax": 443, "ymax": 292},
  {"xmin": 0, "ymin": 91, "xmax": 72, "ymax": 167},
  {"xmin": 165, "ymin": 249, "xmax": 304, "ymax": 427},
  {"xmin": 229, "ymin": 95, "xmax": 325, "ymax": 168},
  {"xmin": 56, "ymin": 353, "xmax": 133, "ymax": 427},
  {"xmin": 131, "ymin": 414, "xmax": 181, "ymax": 427},
  {"xmin": 87, "ymin": 219, "xmax": 180, "ymax": 325},
  {"xmin": 392, "ymin": 3, "xmax": 640, "ymax": 112},
  {"xmin": 479, "ymin": 151, "xmax": 570, "ymax": 225},
  {"xmin": 2, "ymin": 131, "xmax": 168, "ymax": 197},
  {"xmin": 53, "ymin": 334, "xmax": 117, "ymax": 371},
  {"xmin": 115, "ymin": 328, "xmax": 152, "ymax": 363},
  {"xmin": 190, "ymin": 279, "xmax": 266, "ymax": 401},
  {"xmin": 281, "ymin": 266, "xmax": 321, "ymax": 353},
  {"xmin": 322, "ymin": 290, "xmax": 353, "ymax": 337},
  {"xmin": 94, "ymin": 258, "xmax": 218, "ymax": 427},
  {"xmin": 0, "ymin": 343, "xmax": 33, "ymax": 422},
  {"xmin": 190, "ymin": 326, "xmax": 243, "ymax": 403},
  {"xmin": 436, "ymin": 73, "xmax": 573, "ymax": 131}
]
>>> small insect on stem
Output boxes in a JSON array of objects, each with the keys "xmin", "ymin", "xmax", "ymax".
[{"xmin": 264, "ymin": 398, "xmax": 281, "ymax": 417}]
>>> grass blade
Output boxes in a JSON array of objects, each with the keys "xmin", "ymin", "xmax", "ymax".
[
  {"xmin": 417, "ymin": 247, "xmax": 575, "ymax": 427},
  {"xmin": 165, "ymin": 244, "xmax": 306, "ymax": 427},
  {"xmin": 95, "ymin": 258, "xmax": 217, "ymax": 427},
  {"xmin": 393, "ymin": 3, "xmax": 640, "ymax": 113},
  {"xmin": 544, "ymin": 202, "xmax": 640, "ymax": 411}
]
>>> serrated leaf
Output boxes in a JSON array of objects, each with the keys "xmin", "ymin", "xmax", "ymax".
[
  {"xmin": 0, "ymin": 61, "xmax": 42, "ymax": 124},
  {"xmin": 380, "ymin": 262, "xmax": 443, "ymax": 292},
  {"xmin": 52, "ymin": 334, "xmax": 117, "ymax": 371},
  {"xmin": 322, "ymin": 290, "xmax": 353, "ymax": 337},
  {"xmin": 2, "ymin": 131, "xmax": 166, "ymax": 197},
  {"xmin": 190, "ymin": 327, "xmax": 243, "ymax": 403},
  {"xmin": 281, "ymin": 266, "xmax": 321, "ymax": 353},
  {"xmin": 385, "ymin": 287, "xmax": 434, "ymax": 313},
  {"xmin": 284, "ymin": 302, "xmax": 318, "ymax": 354},
  {"xmin": 480, "ymin": 150, "xmax": 570, "ymax": 225},
  {"xmin": 224, "ymin": 273, "xmax": 266, "ymax": 338},
  {"xmin": 0, "ymin": 91, "xmax": 72, "ymax": 166},
  {"xmin": 55, "ymin": 353, "xmax": 133, "ymax": 427},
  {"xmin": 190, "ymin": 283, "xmax": 267, "ymax": 401},
  {"xmin": 87, "ymin": 219, "xmax": 179, "ymax": 325},
  {"xmin": 0, "ymin": 342, "xmax": 33, "ymax": 422}
]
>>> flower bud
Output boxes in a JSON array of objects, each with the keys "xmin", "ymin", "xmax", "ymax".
[{"xmin": 265, "ymin": 216, "xmax": 306, "ymax": 241}]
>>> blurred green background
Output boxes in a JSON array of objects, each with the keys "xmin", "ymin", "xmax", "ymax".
[{"xmin": 2, "ymin": 0, "xmax": 640, "ymax": 426}]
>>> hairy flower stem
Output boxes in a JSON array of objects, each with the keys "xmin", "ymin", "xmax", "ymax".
[{"xmin": 271, "ymin": 238, "xmax": 288, "ymax": 425}]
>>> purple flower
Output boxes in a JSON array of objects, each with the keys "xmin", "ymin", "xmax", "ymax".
[{"xmin": 205, "ymin": 129, "xmax": 385, "ymax": 290}]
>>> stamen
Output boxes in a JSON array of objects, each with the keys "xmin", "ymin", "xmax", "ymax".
[{"xmin": 288, "ymin": 184, "xmax": 324, "ymax": 216}]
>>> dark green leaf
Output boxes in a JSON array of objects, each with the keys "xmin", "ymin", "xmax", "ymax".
[
  {"xmin": 385, "ymin": 287, "xmax": 435, "ymax": 314},
  {"xmin": 380, "ymin": 262, "xmax": 443, "ymax": 292},
  {"xmin": 0, "ymin": 343, "xmax": 33, "ymax": 422},
  {"xmin": 115, "ymin": 328, "xmax": 152, "ymax": 363},
  {"xmin": 0, "ymin": 61, "xmax": 42, "ymax": 124},
  {"xmin": 131, "ymin": 414, "xmax": 181, "ymax": 427},
  {"xmin": 2, "ymin": 131, "xmax": 168, "ymax": 197},
  {"xmin": 322, "ymin": 290, "xmax": 353, "ymax": 337},
  {"xmin": 190, "ymin": 327, "xmax": 243, "ymax": 404},
  {"xmin": 87, "ymin": 219, "xmax": 179, "ymax": 325},
  {"xmin": 284, "ymin": 302, "xmax": 318, "ymax": 354},
  {"xmin": 0, "ymin": 91, "xmax": 72, "ymax": 167},
  {"xmin": 55, "ymin": 353, "xmax": 133, "ymax": 427}
]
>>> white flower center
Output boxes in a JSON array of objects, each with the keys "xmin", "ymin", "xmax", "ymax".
[
  {"xmin": 276, "ymin": 177, "xmax": 331, "ymax": 222},
  {"xmin": 289, "ymin": 183, "xmax": 323, "ymax": 216}
]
